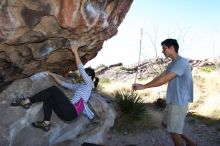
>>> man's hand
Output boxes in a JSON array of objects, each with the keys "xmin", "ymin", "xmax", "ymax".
[{"xmin": 132, "ymin": 83, "xmax": 146, "ymax": 90}]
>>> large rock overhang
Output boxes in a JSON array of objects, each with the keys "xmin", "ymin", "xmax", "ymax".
[{"xmin": 0, "ymin": 0, "xmax": 133, "ymax": 90}]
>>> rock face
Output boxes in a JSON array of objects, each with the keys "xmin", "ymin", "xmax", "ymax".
[
  {"xmin": 0, "ymin": 72, "xmax": 116, "ymax": 146},
  {"xmin": 0, "ymin": 0, "xmax": 133, "ymax": 89}
]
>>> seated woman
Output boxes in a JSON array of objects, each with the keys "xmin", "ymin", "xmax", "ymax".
[{"xmin": 11, "ymin": 44, "xmax": 99, "ymax": 131}]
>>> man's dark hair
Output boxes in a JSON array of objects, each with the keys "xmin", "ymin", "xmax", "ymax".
[{"xmin": 161, "ymin": 38, "xmax": 179, "ymax": 53}]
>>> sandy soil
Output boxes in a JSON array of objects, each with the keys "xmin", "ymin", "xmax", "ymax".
[{"xmin": 103, "ymin": 106, "xmax": 220, "ymax": 146}]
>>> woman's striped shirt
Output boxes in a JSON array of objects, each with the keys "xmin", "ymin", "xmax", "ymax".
[{"xmin": 61, "ymin": 63, "xmax": 94, "ymax": 120}]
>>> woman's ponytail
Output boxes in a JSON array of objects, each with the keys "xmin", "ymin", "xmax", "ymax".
[
  {"xmin": 93, "ymin": 77, "xmax": 99, "ymax": 88},
  {"xmin": 85, "ymin": 67, "xmax": 99, "ymax": 88}
]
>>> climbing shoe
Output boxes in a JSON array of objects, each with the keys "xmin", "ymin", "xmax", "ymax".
[
  {"xmin": 10, "ymin": 98, "xmax": 32, "ymax": 109},
  {"xmin": 32, "ymin": 121, "xmax": 51, "ymax": 131}
]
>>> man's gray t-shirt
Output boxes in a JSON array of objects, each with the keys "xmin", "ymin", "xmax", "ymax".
[{"xmin": 165, "ymin": 55, "xmax": 193, "ymax": 105}]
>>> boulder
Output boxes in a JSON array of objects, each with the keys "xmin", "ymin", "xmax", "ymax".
[
  {"xmin": 0, "ymin": 0, "xmax": 133, "ymax": 90},
  {"xmin": 0, "ymin": 72, "xmax": 116, "ymax": 146}
]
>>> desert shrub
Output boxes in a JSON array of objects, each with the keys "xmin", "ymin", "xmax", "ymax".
[
  {"xmin": 120, "ymin": 66, "xmax": 127, "ymax": 71},
  {"xmin": 201, "ymin": 65, "xmax": 215, "ymax": 73},
  {"xmin": 137, "ymin": 76, "xmax": 145, "ymax": 81},
  {"xmin": 112, "ymin": 88, "xmax": 150, "ymax": 132},
  {"xmin": 113, "ymin": 88, "xmax": 148, "ymax": 121},
  {"xmin": 99, "ymin": 77, "xmax": 111, "ymax": 84},
  {"xmin": 120, "ymin": 66, "xmax": 137, "ymax": 72}
]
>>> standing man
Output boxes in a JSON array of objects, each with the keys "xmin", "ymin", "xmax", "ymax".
[{"xmin": 132, "ymin": 38, "xmax": 196, "ymax": 146}]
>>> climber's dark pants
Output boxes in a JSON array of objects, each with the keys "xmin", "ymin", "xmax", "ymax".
[{"xmin": 29, "ymin": 86, "xmax": 77, "ymax": 121}]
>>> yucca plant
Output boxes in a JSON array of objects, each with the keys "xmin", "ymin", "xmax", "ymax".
[{"xmin": 113, "ymin": 88, "xmax": 148, "ymax": 121}]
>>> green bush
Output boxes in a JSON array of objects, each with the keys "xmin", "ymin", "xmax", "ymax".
[
  {"xmin": 113, "ymin": 88, "xmax": 147, "ymax": 121},
  {"xmin": 201, "ymin": 65, "xmax": 215, "ymax": 73}
]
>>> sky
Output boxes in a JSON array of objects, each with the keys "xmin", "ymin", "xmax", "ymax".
[{"xmin": 86, "ymin": 0, "xmax": 220, "ymax": 68}]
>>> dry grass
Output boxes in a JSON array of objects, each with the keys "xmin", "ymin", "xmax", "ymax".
[
  {"xmin": 192, "ymin": 68, "xmax": 220, "ymax": 120},
  {"xmin": 100, "ymin": 77, "xmax": 167, "ymax": 103},
  {"xmin": 99, "ymin": 67, "xmax": 220, "ymax": 123}
]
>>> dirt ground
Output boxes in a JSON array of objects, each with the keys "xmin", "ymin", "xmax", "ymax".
[{"xmin": 103, "ymin": 105, "xmax": 220, "ymax": 146}]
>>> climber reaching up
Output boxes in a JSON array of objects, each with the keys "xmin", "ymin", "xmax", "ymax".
[{"xmin": 11, "ymin": 43, "xmax": 99, "ymax": 131}]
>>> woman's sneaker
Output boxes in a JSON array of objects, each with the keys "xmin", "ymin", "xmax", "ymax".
[
  {"xmin": 32, "ymin": 121, "xmax": 51, "ymax": 131},
  {"xmin": 10, "ymin": 98, "xmax": 32, "ymax": 109}
]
